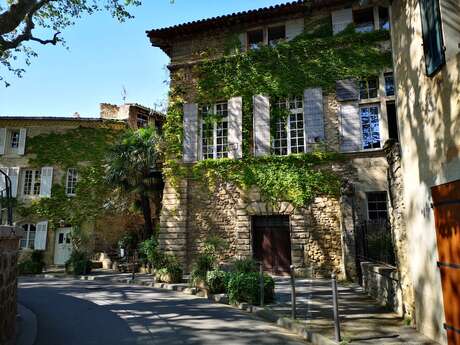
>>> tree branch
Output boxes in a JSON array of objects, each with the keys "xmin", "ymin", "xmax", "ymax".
[
  {"xmin": 30, "ymin": 31, "xmax": 60, "ymax": 45},
  {"xmin": 0, "ymin": 0, "xmax": 52, "ymax": 36}
]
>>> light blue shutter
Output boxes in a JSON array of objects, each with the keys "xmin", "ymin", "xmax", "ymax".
[
  {"xmin": 304, "ymin": 88, "xmax": 325, "ymax": 143},
  {"xmin": 340, "ymin": 103, "xmax": 362, "ymax": 152},
  {"xmin": 228, "ymin": 97, "xmax": 243, "ymax": 159},
  {"xmin": 9, "ymin": 167, "xmax": 19, "ymax": 197},
  {"xmin": 331, "ymin": 8, "xmax": 353, "ymax": 35},
  {"xmin": 18, "ymin": 128, "xmax": 27, "ymax": 155},
  {"xmin": 286, "ymin": 18, "xmax": 304, "ymax": 41},
  {"xmin": 253, "ymin": 95, "xmax": 270, "ymax": 157},
  {"xmin": 183, "ymin": 103, "xmax": 198, "ymax": 163},
  {"xmin": 39, "ymin": 167, "xmax": 53, "ymax": 197},
  {"xmin": 34, "ymin": 221, "xmax": 48, "ymax": 250},
  {"xmin": 0, "ymin": 128, "xmax": 6, "ymax": 155}
]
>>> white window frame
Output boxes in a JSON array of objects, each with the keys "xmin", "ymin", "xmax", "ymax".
[
  {"xmin": 66, "ymin": 168, "xmax": 78, "ymax": 196},
  {"xmin": 20, "ymin": 223, "xmax": 36, "ymax": 249},
  {"xmin": 360, "ymin": 104, "xmax": 381, "ymax": 150},
  {"xmin": 22, "ymin": 169, "xmax": 41, "ymax": 196},
  {"xmin": 246, "ymin": 24, "xmax": 287, "ymax": 50},
  {"xmin": 200, "ymin": 102, "xmax": 229, "ymax": 160},
  {"xmin": 272, "ymin": 97, "xmax": 306, "ymax": 155},
  {"xmin": 10, "ymin": 129, "xmax": 20, "ymax": 149},
  {"xmin": 359, "ymin": 76, "xmax": 379, "ymax": 100}
]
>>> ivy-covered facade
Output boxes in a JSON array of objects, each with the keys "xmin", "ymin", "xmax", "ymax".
[
  {"xmin": 0, "ymin": 103, "xmax": 164, "ymax": 266},
  {"xmin": 148, "ymin": 0, "xmax": 397, "ymax": 278}
]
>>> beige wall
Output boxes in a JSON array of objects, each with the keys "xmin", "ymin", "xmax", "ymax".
[{"xmin": 391, "ymin": 0, "xmax": 460, "ymax": 343}]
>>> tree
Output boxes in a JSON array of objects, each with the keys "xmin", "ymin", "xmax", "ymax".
[
  {"xmin": 105, "ymin": 127, "xmax": 163, "ymax": 240},
  {"xmin": 0, "ymin": 0, "xmax": 141, "ymax": 86}
]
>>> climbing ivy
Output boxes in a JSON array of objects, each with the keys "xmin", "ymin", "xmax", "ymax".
[{"xmin": 163, "ymin": 25, "xmax": 392, "ymax": 206}]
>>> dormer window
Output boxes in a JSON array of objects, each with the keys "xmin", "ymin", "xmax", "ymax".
[
  {"xmin": 268, "ymin": 25, "xmax": 286, "ymax": 46},
  {"xmin": 247, "ymin": 29, "xmax": 264, "ymax": 50},
  {"xmin": 354, "ymin": 8, "xmax": 375, "ymax": 33}
]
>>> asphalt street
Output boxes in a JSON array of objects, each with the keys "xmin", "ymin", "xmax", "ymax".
[{"xmin": 18, "ymin": 277, "xmax": 307, "ymax": 345}]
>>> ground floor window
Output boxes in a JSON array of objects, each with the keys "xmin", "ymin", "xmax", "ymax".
[
  {"xmin": 20, "ymin": 223, "xmax": 36, "ymax": 249},
  {"xmin": 367, "ymin": 191, "xmax": 388, "ymax": 220}
]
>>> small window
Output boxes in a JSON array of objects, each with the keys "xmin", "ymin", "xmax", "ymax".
[
  {"xmin": 10, "ymin": 130, "xmax": 20, "ymax": 149},
  {"xmin": 360, "ymin": 105, "xmax": 381, "ymax": 150},
  {"xmin": 359, "ymin": 77, "xmax": 379, "ymax": 99},
  {"xmin": 420, "ymin": 0, "xmax": 445, "ymax": 76},
  {"xmin": 137, "ymin": 114, "xmax": 149, "ymax": 129},
  {"xmin": 379, "ymin": 7, "xmax": 390, "ymax": 30},
  {"xmin": 386, "ymin": 102, "xmax": 399, "ymax": 142},
  {"xmin": 23, "ymin": 169, "xmax": 41, "ymax": 196},
  {"xmin": 353, "ymin": 8, "xmax": 375, "ymax": 33},
  {"xmin": 66, "ymin": 168, "xmax": 78, "ymax": 196},
  {"xmin": 20, "ymin": 224, "xmax": 36, "ymax": 249},
  {"xmin": 247, "ymin": 29, "xmax": 264, "ymax": 50},
  {"xmin": 367, "ymin": 192, "xmax": 388, "ymax": 220},
  {"xmin": 384, "ymin": 73, "xmax": 395, "ymax": 96},
  {"xmin": 272, "ymin": 97, "xmax": 305, "ymax": 155},
  {"xmin": 268, "ymin": 25, "xmax": 286, "ymax": 46},
  {"xmin": 200, "ymin": 102, "xmax": 229, "ymax": 160}
]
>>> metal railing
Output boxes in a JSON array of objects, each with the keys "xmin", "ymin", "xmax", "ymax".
[{"xmin": 0, "ymin": 169, "xmax": 13, "ymax": 225}]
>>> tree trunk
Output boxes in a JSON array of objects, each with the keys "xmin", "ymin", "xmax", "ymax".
[{"xmin": 139, "ymin": 192, "xmax": 153, "ymax": 240}]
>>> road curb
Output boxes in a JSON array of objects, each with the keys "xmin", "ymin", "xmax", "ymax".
[
  {"xmin": 65, "ymin": 274, "xmax": 338, "ymax": 345},
  {"xmin": 16, "ymin": 303, "xmax": 37, "ymax": 345}
]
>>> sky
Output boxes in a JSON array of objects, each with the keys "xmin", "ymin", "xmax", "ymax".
[{"xmin": 0, "ymin": 0, "xmax": 285, "ymax": 117}]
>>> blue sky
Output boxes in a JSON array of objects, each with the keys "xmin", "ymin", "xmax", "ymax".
[{"xmin": 0, "ymin": 0, "xmax": 285, "ymax": 117}]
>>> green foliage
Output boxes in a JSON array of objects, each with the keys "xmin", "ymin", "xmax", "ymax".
[
  {"xmin": 206, "ymin": 269, "xmax": 229, "ymax": 294},
  {"xmin": 232, "ymin": 258, "xmax": 258, "ymax": 274},
  {"xmin": 227, "ymin": 272, "xmax": 275, "ymax": 305},
  {"xmin": 155, "ymin": 255, "xmax": 183, "ymax": 283},
  {"xmin": 118, "ymin": 232, "xmax": 139, "ymax": 253},
  {"xmin": 65, "ymin": 250, "xmax": 92, "ymax": 276},
  {"xmin": 18, "ymin": 250, "xmax": 45, "ymax": 275}
]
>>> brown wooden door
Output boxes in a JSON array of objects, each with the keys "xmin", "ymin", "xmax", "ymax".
[
  {"xmin": 252, "ymin": 216, "xmax": 291, "ymax": 275},
  {"xmin": 432, "ymin": 179, "xmax": 460, "ymax": 345}
]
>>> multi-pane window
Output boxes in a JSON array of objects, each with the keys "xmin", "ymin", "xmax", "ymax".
[
  {"xmin": 20, "ymin": 224, "xmax": 36, "ymax": 249},
  {"xmin": 359, "ymin": 77, "xmax": 379, "ymax": 99},
  {"xmin": 10, "ymin": 130, "xmax": 20, "ymax": 148},
  {"xmin": 247, "ymin": 29, "xmax": 264, "ymax": 50},
  {"xmin": 367, "ymin": 192, "xmax": 388, "ymax": 220},
  {"xmin": 137, "ymin": 114, "xmax": 149, "ymax": 128},
  {"xmin": 66, "ymin": 168, "xmax": 78, "ymax": 196},
  {"xmin": 420, "ymin": 0, "xmax": 445, "ymax": 76},
  {"xmin": 360, "ymin": 105, "xmax": 381, "ymax": 150},
  {"xmin": 272, "ymin": 97, "xmax": 305, "ymax": 155},
  {"xmin": 268, "ymin": 25, "xmax": 286, "ymax": 46},
  {"xmin": 200, "ymin": 102, "xmax": 229, "ymax": 160},
  {"xmin": 353, "ymin": 8, "xmax": 375, "ymax": 33},
  {"xmin": 384, "ymin": 72, "xmax": 395, "ymax": 96},
  {"xmin": 23, "ymin": 170, "xmax": 41, "ymax": 196}
]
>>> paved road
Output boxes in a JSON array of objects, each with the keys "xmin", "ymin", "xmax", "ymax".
[{"xmin": 18, "ymin": 277, "xmax": 307, "ymax": 345}]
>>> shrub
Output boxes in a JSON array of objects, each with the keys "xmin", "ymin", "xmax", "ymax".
[
  {"xmin": 65, "ymin": 251, "xmax": 92, "ymax": 275},
  {"xmin": 232, "ymin": 258, "xmax": 258, "ymax": 274},
  {"xmin": 227, "ymin": 272, "xmax": 275, "ymax": 305},
  {"xmin": 17, "ymin": 250, "xmax": 45, "ymax": 275},
  {"xmin": 206, "ymin": 269, "xmax": 229, "ymax": 294},
  {"xmin": 139, "ymin": 236, "xmax": 165, "ymax": 269},
  {"xmin": 156, "ymin": 256, "xmax": 183, "ymax": 283},
  {"xmin": 190, "ymin": 253, "xmax": 214, "ymax": 287}
]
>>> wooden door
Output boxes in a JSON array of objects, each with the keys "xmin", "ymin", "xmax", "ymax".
[
  {"xmin": 432, "ymin": 180, "xmax": 460, "ymax": 345},
  {"xmin": 252, "ymin": 216, "xmax": 291, "ymax": 275}
]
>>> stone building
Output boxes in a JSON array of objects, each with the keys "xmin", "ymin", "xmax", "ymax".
[
  {"xmin": 147, "ymin": 0, "xmax": 399, "ymax": 281},
  {"xmin": 0, "ymin": 103, "xmax": 164, "ymax": 266}
]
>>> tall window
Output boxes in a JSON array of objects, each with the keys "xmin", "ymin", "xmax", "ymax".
[
  {"xmin": 360, "ymin": 105, "xmax": 381, "ymax": 149},
  {"xmin": 420, "ymin": 0, "xmax": 445, "ymax": 76},
  {"xmin": 359, "ymin": 77, "xmax": 379, "ymax": 99},
  {"xmin": 200, "ymin": 102, "xmax": 229, "ymax": 160},
  {"xmin": 379, "ymin": 7, "xmax": 390, "ymax": 30},
  {"xmin": 384, "ymin": 72, "xmax": 395, "ymax": 96},
  {"xmin": 367, "ymin": 192, "xmax": 388, "ymax": 220},
  {"xmin": 10, "ymin": 130, "xmax": 20, "ymax": 148},
  {"xmin": 66, "ymin": 168, "xmax": 78, "ymax": 196},
  {"xmin": 23, "ymin": 170, "xmax": 41, "ymax": 196},
  {"xmin": 20, "ymin": 224, "xmax": 36, "ymax": 249},
  {"xmin": 272, "ymin": 97, "xmax": 305, "ymax": 155}
]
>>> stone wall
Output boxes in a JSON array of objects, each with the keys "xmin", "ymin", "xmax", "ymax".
[{"xmin": 0, "ymin": 226, "xmax": 22, "ymax": 345}]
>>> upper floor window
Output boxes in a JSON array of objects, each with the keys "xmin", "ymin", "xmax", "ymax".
[
  {"xmin": 268, "ymin": 25, "xmax": 286, "ymax": 46},
  {"xmin": 20, "ymin": 223, "xmax": 36, "ymax": 249},
  {"xmin": 247, "ymin": 25, "xmax": 286, "ymax": 50},
  {"xmin": 420, "ymin": 0, "xmax": 445, "ymax": 76},
  {"xmin": 360, "ymin": 105, "xmax": 381, "ymax": 150},
  {"xmin": 23, "ymin": 169, "xmax": 41, "ymax": 196},
  {"xmin": 354, "ymin": 8, "xmax": 375, "ymax": 33},
  {"xmin": 66, "ymin": 168, "xmax": 78, "ymax": 196},
  {"xmin": 272, "ymin": 97, "xmax": 305, "ymax": 155},
  {"xmin": 200, "ymin": 102, "xmax": 229, "ymax": 160},
  {"xmin": 247, "ymin": 29, "xmax": 264, "ymax": 50},
  {"xmin": 379, "ymin": 7, "xmax": 390, "ymax": 30},
  {"xmin": 10, "ymin": 130, "xmax": 20, "ymax": 149},
  {"xmin": 359, "ymin": 77, "xmax": 379, "ymax": 99},
  {"xmin": 384, "ymin": 73, "xmax": 395, "ymax": 96},
  {"xmin": 367, "ymin": 192, "xmax": 388, "ymax": 220},
  {"xmin": 137, "ymin": 114, "xmax": 149, "ymax": 128}
]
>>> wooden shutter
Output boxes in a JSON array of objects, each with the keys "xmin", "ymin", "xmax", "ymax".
[
  {"xmin": 304, "ymin": 88, "xmax": 325, "ymax": 143},
  {"xmin": 183, "ymin": 103, "xmax": 199, "ymax": 163},
  {"xmin": 9, "ymin": 167, "xmax": 19, "ymax": 197},
  {"xmin": 253, "ymin": 95, "xmax": 270, "ymax": 157},
  {"xmin": 34, "ymin": 220, "xmax": 48, "ymax": 250},
  {"xmin": 239, "ymin": 33, "xmax": 247, "ymax": 52},
  {"xmin": 340, "ymin": 102, "xmax": 362, "ymax": 152},
  {"xmin": 0, "ymin": 167, "xmax": 8, "ymax": 193},
  {"xmin": 420, "ymin": 0, "xmax": 446, "ymax": 76},
  {"xmin": 0, "ymin": 128, "xmax": 6, "ymax": 155},
  {"xmin": 286, "ymin": 18, "xmax": 304, "ymax": 41},
  {"xmin": 228, "ymin": 97, "xmax": 243, "ymax": 159},
  {"xmin": 18, "ymin": 128, "xmax": 27, "ymax": 155},
  {"xmin": 331, "ymin": 8, "xmax": 353, "ymax": 35},
  {"xmin": 39, "ymin": 167, "xmax": 53, "ymax": 197},
  {"xmin": 336, "ymin": 79, "xmax": 359, "ymax": 101}
]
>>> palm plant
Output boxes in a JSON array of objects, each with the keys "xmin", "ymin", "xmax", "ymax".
[{"xmin": 106, "ymin": 127, "xmax": 163, "ymax": 239}]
